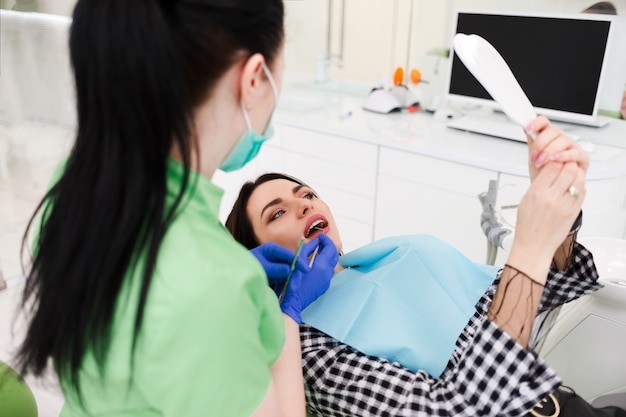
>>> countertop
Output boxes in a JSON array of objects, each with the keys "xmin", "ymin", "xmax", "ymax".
[{"xmin": 275, "ymin": 82, "xmax": 626, "ymax": 181}]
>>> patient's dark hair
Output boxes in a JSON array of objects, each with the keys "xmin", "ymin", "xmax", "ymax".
[
  {"xmin": 582, "ymin": 1, "xmax": 618, "ymax": 14},
  {"xmin": 226, "ymin": 173, "xmax": 307, "ymax": 249}
]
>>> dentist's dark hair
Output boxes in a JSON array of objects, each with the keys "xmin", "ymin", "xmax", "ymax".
[
  {"xmin": 16, "ymin": 0, "xmax": 284, "ymax": 397},
  {"xmin": 226, "ymin": 173, "xmax": 308, "ymax": 249}
]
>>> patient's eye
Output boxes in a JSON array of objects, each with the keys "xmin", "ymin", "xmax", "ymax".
[
  {"xmin": 303, "ymin": 192, "xmax": 315, "ymax": 200},
  {"xmin": 269, "ymin": 209, "xmax": 285, "ymax": 222}
]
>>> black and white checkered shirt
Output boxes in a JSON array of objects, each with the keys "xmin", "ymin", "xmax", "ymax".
[{"xmin": 301, "ymin": 242, "xmax": 600, "ymax": 417}]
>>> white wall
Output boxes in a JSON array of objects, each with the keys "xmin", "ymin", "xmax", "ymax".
[
  {"xmin": 1, "ymin": 0, "xmax": 75, "ymax": 15},
  {"xmin": 3, "ymin": 0, "xmax": 625, "ymax": 89}
]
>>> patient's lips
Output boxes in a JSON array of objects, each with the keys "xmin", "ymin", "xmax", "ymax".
[{"xmin": 305, "ymin": 215, "xmax": 329, "ymax": 239}]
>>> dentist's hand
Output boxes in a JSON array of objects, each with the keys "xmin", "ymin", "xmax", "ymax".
[
  {"xmin": 280, "ymin": 234, "xmax": 339, "ymax": 324},
  {"xmin": 250, "ymin": 242, "xmax": 308, "ymax": 288}
]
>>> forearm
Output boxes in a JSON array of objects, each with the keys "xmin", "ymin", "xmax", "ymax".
[
  {"xmin": 487, "ymin": 264, "xmax": 546, "ymax": 347},
  {"xmin": 490, "ymin": 237, "xmax": 554, "ymax": 347},
  {"xmin": 270, "ymin": 315, "xmax": 306, "ymax": 417}
]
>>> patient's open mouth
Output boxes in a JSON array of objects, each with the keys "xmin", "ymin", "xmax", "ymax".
[{"xmin": 305, "ymin": 218, "xmax": 328, "ymax": 238}]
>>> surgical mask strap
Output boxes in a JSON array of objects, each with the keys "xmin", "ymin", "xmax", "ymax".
[
  {"xmin": 241, "ymin": 61, "xmax": 279, "ymax": 131},
  {"xmin": 262, "ymin": 61, "xmax": 279, "ymax": 102}
]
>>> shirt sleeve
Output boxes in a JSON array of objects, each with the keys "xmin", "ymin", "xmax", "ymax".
[
  {"xmin": 139, "ymin": 253, "xmax": 285, "ymax": 417},
  {"xmin": 538, "ymin": 241, "xmax": 602, "ymax": 312}
]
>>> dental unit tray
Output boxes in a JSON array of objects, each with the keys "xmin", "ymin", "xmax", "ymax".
[{"xmin": 452, "ymin": 33, "xmax": 537, "ymax": 130}]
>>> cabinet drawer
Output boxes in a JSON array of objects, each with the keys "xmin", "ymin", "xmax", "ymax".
[
  {"xmin": 378, "ymin": 148, "xmax": 495, "ymax": 197},
  {"xmin": 270, "ymin": 125, "xmax": 378, "ymax": 199},
  {"xmin": 275, "ymin": 124, "xmax": 378, "ymax": 170},
  {"xmin": 282, "ymin": 152, "xmax": 377, "ymax": 199},
  {"xmin": 375, "ymin": 175, "xmax": 487, "ymax": 263},
  {"xmin": 312, "ymin": 184, "xmax": 374, "ymax": 226},
  {"xmin": 585, "ymin": 176, "xmax": 626, "ymax": 211}
]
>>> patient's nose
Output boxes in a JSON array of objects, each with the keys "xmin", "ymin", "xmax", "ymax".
[{"xmin": 297, "ymin": 200, "xmax": 313, "ymax": 217}]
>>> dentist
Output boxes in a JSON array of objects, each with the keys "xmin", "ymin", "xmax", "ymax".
[{"xmin": 15, "ymin": 1, "xmax": 335, "ymax": 416}]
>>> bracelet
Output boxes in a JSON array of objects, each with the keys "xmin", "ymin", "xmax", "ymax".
[{"xmin": 504, "ymin": 264, "xmax": 545, "ymax": 287}]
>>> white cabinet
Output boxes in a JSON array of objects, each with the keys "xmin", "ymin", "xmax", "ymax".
[
  {"xmin": 215, "ymin": 107, "xmax": 626, "ymax": 266},
  {"xmin": 486, "ymin": 172, "xmax": 626, "ymax": 266},
  {"xmin": 375, "ymin": 148, "xmax": 497, "ymax": 263},
  {"xmin": 375, "ymin": 149, "xmax": 626, "ymax": 265},
  {"xmin": 496, "ymin": 172, "xmax": 626, "ymax": 240}
]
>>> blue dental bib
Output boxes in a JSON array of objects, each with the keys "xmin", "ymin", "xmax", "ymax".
[{"xmin": 301, "ymin": 234, "xmax": 498, "ymax": 377}]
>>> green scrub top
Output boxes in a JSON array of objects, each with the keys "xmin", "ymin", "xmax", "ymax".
[{"xmin": 59, "ymin": 159, "xmax": 285, "ymax": 416}]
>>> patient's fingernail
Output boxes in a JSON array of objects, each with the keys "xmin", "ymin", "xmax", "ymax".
[
  {"xmin": 531, "ymin": 150, "xmax": 539, "ymax": 163},
  {"xmin": 535, "ymin": 153, "xmax": 548, "ymax": 168}
]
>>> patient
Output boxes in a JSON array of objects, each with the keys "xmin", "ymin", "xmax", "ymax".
[{"xmin": 226, "ymin": 117, "xmax": 625, "ymax": 417}]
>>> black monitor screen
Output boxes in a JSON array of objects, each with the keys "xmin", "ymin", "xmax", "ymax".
[{"xmin": 449, "ymin": 13, "xmax": 611, "ymax": 116}]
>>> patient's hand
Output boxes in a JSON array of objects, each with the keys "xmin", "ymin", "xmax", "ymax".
[
  {"xmin": 525, "ymin": 116, "xmax": 589, "ymax": 182},
  {"xmin": 510, "ymin": 160, "xmax": 584, "ymax": 279}
]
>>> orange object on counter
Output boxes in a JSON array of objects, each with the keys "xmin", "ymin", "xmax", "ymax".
[
  {"xmin": 393, "ymin": 67, "xmax": 404, "ymax": 86},
  {"xmin": 407, "ymin": 104, "xmax": 422, "ymax": 113},
  {"xmin": 410, "ymin": 68, "xmax": 422, "ymax": 85}
]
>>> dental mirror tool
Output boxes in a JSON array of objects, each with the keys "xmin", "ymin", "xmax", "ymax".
[
  {"xmin": 453, "ymin": 34, "xmax": 537, "ymax": 130},
  {"xmin": 307, "ymin": 227, "xmax": 326, "ymax": 267},
  {"xmin": 278, "ymin": 237, "xmax": 305, "ymax": 304},
  {"xmin": 308, "ymin": 245, "xmax": 320, "ymax": 268}
]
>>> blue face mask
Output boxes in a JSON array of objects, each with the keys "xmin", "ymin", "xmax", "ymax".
[{"xmin": 220, "ymin": 62, "xmax": 279, "ymax": 172}]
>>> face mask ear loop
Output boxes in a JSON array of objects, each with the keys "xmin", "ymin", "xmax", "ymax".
[
  {"xmin": 240, "ymin": 62, "xmax": 277, "ymax": 131},
  {"xmin": 262, "ymin": 62, "xmax": 279, "ymax": 103}
]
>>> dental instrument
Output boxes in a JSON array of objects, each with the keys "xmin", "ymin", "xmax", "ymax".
[
  {"xmin": 278, "ymin": 237, "xmax": 304, "ymax": 304},
  {"xmin": 309, "ymin": 245, "xmax": 320, "ymax": 268},
  {"xmin": 307, "ymin": 229, "xmax": 325, "ymax": 267}
]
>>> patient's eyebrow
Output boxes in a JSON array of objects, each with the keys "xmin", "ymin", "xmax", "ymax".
[
  {"xmin": 260, "ymin": 198, "xmax": 282, "ymax": 219},
  {"xmin": 260, "ymin": 185, "xmax": 307, "ymax": 219}
]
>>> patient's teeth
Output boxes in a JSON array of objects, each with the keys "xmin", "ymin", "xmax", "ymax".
[{"xmin": 307, "ymin": 220, "xmax": 326, "ymax": 237}]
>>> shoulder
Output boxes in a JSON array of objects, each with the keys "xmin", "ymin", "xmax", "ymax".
[{"xmin": 159, "ymin": 212, "xmax": 264, "ymax": 291}]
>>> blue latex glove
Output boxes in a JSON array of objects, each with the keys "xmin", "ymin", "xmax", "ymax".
[
  {"xmin": 250, "ymin": 242, "xmax": 309, "ymax": 290},
  {"xmin": 280, "ymin": 234, "xmax": 339, "ymax": 324}
]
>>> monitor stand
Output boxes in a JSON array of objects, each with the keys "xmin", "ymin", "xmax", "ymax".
[
  {"xmin": 488, "ymin": 107, "xmax": 612, "ymax": 129},
  {"xmin": 553, "ymin": 115, "xmax": 611, "ymax": 128}
]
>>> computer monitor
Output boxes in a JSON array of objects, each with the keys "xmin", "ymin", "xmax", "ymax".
[{"xmin": 447, "ymin": 11, "xmax": 625, "ymax": 126}]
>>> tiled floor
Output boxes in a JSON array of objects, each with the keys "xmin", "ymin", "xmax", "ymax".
[{"xmin": 1, "ymin": 121, "xmax": 73, "ymax": 417}]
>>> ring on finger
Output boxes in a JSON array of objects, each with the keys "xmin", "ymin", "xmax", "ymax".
[{"xmin": 568, "ymin": 185, "xmax": 579, "ymax": 197}]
